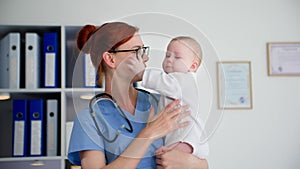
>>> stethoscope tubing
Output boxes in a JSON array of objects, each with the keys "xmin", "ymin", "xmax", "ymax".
[{"xmin": 89, "ymin": 88, "xmax": 157, "ymax": 143}]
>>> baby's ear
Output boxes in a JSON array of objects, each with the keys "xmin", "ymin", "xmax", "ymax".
[
  {"xmin": 102, "ymin": 52, "xmax": 116, "ymax": 68},
  {"xmin": 189, "ymin": 60, "xmax": 199, "ymax": 72}
]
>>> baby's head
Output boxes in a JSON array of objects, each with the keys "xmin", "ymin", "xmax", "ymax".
[{"xmin": 163, "ymin": 36, "xmax": 202, "ymax": 74}]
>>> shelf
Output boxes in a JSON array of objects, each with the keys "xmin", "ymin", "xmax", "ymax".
[
  {"xmin": 0, "ymin": 88, "xmax": 62, "ymax": 93},
  {"xmin": 63, "ymin": 88, "xmax": 104, "ymax": 93},
  {"xmin": 0, "ymin": 88, "xmax": 104, "ymax": 93},
  {"xmin": 0, "ymin": 158, "xmax": 62, "ymax": 169},
  {"xmin": 0, "ymin": 156, "xmax": 62, "ymax": 162},
  {"xmin": 0, "ymin": 24, "xmax": 94, "ymax": 169}
]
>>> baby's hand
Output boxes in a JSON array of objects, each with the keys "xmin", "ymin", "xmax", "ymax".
[
  {"xmin": 128, "ymin": 55, "xmax": 145, "ymax": 78},
  {"xmin": 155, "ymin": 146, "xmax": 172, "ymax": 155},
  {"xmin": 116, "ymin": 55, "xmax": 145, "ymax": 81}
]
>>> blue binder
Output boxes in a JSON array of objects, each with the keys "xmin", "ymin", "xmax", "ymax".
[
  {"xmin": 12, "ymin": 100, "xmax": 28, "ymax": 157},
  {"xmin": 43, "ymin": 32, "xmax": 58, "ymax": 88},
  {"xmin": 29, "ymin": 99, "xmax": 45, "ymax": 156}
]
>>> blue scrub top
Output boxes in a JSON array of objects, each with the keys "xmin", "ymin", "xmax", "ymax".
[{"xmin": 68, "ymin": 90, "xmax": 162, "ymax": 169}]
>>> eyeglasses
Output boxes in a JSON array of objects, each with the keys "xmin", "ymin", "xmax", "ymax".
[{"xmin": 109, "ymin": 46, "xmax": 150, "ymax": 59}]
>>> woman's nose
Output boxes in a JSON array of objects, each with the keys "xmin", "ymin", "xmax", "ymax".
[{"xmin": 143, "ymin": 54, "xmax": 149, "ymax": 62}]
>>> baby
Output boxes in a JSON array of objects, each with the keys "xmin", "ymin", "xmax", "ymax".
[{"xmin": 142, "ymin": 36, "xmax": 209, "ymax": 159}]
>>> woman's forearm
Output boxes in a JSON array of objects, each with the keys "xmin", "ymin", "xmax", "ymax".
[
  {"xmin": 102, "ymin": 132, "xmax": 154, "ymax": 169},
  {"xmin": 80, "ymin": 132, "xmax": 154, "ymax": 169}
]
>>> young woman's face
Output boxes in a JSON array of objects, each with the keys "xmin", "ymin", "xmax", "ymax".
[
  {"xmin": 113, "ymin": 33, "xmax": 148, "ymax": 82},
  {"xmin": 162, "ymin": 40, "xmax": 195, "ymax": 74}
]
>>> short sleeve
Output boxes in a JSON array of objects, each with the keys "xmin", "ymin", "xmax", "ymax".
[
  {"xmin": 187, "ymin": 141, "xmax": 209, "ymax": 159},
  {"xmin": 67, "ymin": 109, "xmax": 105, "ymax": 166}
]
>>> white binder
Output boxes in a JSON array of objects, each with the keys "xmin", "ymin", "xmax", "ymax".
[
  {"xmin": 84, "ymin": 54, "xmax": 96, "ymax": 87},
  {"xmin": 46, "ymin": 99, "xmax": 58, "ymax": 156},
  {"xmin": 25, "ymin": 33, "xmax": 41, "ymax": 89},
  {"xmin": 65, "ymin": 121, "xmax": 74, "ymax": 156},
  {"xmin": 0, "ymin": 33, "xmax": 21, "ymax": 88}
]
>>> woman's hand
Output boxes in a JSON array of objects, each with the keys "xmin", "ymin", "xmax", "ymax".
[
  {"xmin": 140, "ymin": 100, "xmax": 190, "ymax": 140},
  {"xmin": 156, "ymin": 146, "xmax": 209, "ymax": 169}
]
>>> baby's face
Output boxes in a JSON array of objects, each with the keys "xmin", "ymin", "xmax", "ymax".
[{"xmin": 163, "ymin": 41, "xmax": 195, "ymax": 74}]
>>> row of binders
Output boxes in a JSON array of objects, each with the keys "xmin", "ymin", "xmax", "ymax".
[
  {"xmin": 12, "ymin": 99, "xmax": 59, "ymax": 157},
  {"xmin": 0, "ymin": 32, "xmax": 59, "ymax": 89}
]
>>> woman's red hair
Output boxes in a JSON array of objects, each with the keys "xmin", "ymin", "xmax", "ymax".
[{"xmin": 76, "ymin": 22, "xmax": 138, "ymax": 86}]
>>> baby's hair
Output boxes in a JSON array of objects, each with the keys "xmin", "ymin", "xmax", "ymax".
[{"xmin": 170, "ymin": 36, "xmax": 202, "ymax": 65}]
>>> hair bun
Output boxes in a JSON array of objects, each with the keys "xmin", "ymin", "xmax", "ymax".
[{"xmin": 77, "ymin": 24, "xmax": 97, "ymax": 53}]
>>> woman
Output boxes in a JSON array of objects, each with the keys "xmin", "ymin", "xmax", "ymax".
[{"xmin": 68, "ymin": 22, "xmax": 208, "ymax": 169}]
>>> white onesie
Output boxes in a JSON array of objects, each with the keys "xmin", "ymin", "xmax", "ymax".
[{"xmin": 142, "ymin": 68, "xmax": 209, "ymax": 159}]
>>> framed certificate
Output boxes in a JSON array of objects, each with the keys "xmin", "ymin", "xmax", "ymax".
[
  {"xmin": 217, "ymin": 61, "xmax": 253, "ymax": 109},
  {"xmin": 267, "ymin": 42, "xmax": 300, "ymax": 76}
]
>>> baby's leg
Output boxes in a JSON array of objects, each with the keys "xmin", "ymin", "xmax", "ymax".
[{"xmin": 169, "ymin": 142, "xmax": 193, "ymax": 154}]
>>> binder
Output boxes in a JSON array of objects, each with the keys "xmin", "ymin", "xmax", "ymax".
[
  {"xmin": 29, "ymin": 99, "xmax": 45, "ymax": 156},
  {"xmin": 46, "ymin": 99, "xmax": 58, "ymax": 156},
  {"xmin": 0, "ymin": 33, "xmax": 21, "ymax": 88},
  {"xmin": 65, "ymin": 121, "xmax": 74, "ymax": 156},
  {"xmin": 83, "ymin": 54, "xmax": 96, "ymax": 87},
  {"xmin": 43, "ymin": 32, "xmax": 58, "ymax": 88},
  {"xmin": 12, "ymin": 100, "xmax": 28, "ymax": 157},
  {"xmin": 25, "ymin": 33, "xmax": 41, "ymax": 89}
]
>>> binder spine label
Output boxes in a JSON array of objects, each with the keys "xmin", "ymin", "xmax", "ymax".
[
  {"xmin": 10, "ymin": 52, "xmax": 19, "ymax": 88},
  {"xmin": 13, "ymin": 121, "xmax": 25, "ymax": 156},
  {"xmin": 30, "ymin": 120, "xmax": 42, "ymax": 155},
  {"xmin": 45, "ymin": 53, "xmax": 56, "ymax": 86},
  {"xmin": 47, "ymin": 121, "xmax": 55, "ymax": 153},
  {"xmin": 26, "ymin": 57, "xmax": 35, "ymax": 87}
]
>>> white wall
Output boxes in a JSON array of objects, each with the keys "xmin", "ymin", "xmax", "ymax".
[{"xmin": 1, "ymin": 0, "xmax": 300, "ymax": 168}]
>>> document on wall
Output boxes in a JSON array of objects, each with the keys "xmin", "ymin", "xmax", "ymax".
[
  {"xmin": 218, "ymin": 62, "xmax": 252, "ymax": 109},
  {"xmin": 268, "ymin": 43, "xmax": 300, "ymax": 75}
]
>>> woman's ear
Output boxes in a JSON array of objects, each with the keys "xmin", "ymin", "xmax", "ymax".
[{"xmin": 102, "ymin": 52, "xmax": 116, "ymax": 68}]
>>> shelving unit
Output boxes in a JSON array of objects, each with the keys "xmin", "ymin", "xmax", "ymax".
[{"xmin": 0, "ymin": 25, "xmax": 102, "ymax": 169}]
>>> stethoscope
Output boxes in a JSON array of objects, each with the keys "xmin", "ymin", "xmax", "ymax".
[{"xmin": 89, "ymin": 88, "xmax": 159, "ymax": 143}]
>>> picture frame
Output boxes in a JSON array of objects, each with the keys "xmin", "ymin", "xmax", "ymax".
[
  {"xmin": 217, "ymin": 61, "xmax": 253, "ymax": 109},
  {"xmin": 267, "ymin": 42, "xmax": 300, "ymax": 76}
]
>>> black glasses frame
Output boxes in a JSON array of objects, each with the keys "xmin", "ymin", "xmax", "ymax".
[{"xmin": 109, "ymin": 46, "xmax": 150, "ymax": 59}]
